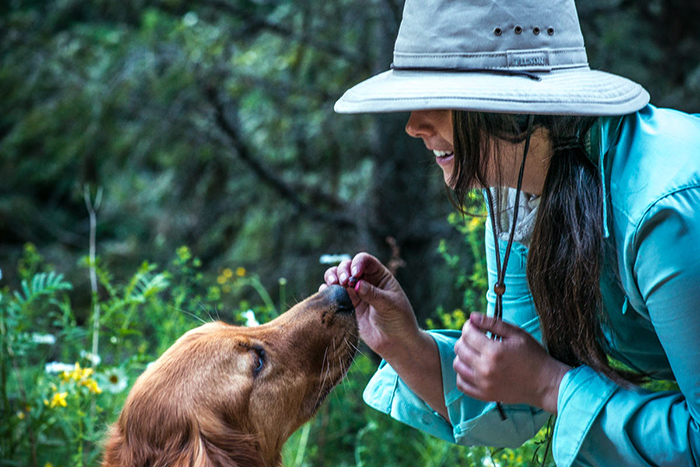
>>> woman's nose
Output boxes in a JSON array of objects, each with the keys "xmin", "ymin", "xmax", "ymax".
[{"xmin": 405, "ymin": 111, "xmax": 432, "ymax": 138}]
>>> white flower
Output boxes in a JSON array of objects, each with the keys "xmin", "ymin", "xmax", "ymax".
[
  {"xmin": 32, "ymin": 333, "xmax": 56, "ymax": 345},
  {"xmin": 80, "ymin": 350, "xmax": 101, "ymax": 366},
  {"xmin": 319, "ymin": 254, "xmax": 351, "ymax": 265},
  {"xmin": 98, "ymin": 367, "xmax": 128, "ymax": 394},
  {"xmin": 45, "ymin": 362, "xmax": 75, "ymax": 374},
  {"xmin": 243, "ymin": 309, "xmax": 259, "ymax": 327},
  {"xmin": 183, "ymin": 12, "xmax": 198, "ymax": 27}
]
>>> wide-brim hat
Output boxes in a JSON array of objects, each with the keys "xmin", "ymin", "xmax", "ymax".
[{"xmin": 335, "ymin": 0, "xmax": 650, "ymax": 116}]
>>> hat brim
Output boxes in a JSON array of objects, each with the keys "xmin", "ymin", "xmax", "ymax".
[{"xmin": 334, "ymin": 68, "xmax": 649, "ymax": 116}]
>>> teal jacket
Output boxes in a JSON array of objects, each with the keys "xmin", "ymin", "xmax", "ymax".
[{"xmin": 363, "ymin": 105, "xmax": 700, "ymax": 466}]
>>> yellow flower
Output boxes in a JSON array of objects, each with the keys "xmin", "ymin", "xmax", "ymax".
[
  {"xmin": 70, "ymin": 362, "xmax": 83, "ymax": 381},
  {"xmin": 45, "ymin": 463, "xmax": 54, "ymax": 467},
  {"xmin": 468, "ymin": 216, "xmax": 483, "ymax": 231},
  {"xmin": 177, "ymin": 246, "xmax": 192, "ymax": 262},
  {"xmin": 81, "ymin": 378, "xmax": 102, "ymax": 394},
  {"xmin": 217, "ymin": 275, "xmax": 227, "ymax": 285},
  {"xmin": 236, "ymin": 267, "xmax": 246, "ymax": 277},
  {"xmin": 222, "ymin": 268, "xmax": 233, "ymax": 278},
  {"xmin": 49, "ymin": 392, "xmax": 68, "ymax": 408},
  {"xmin": 16, "ymin": 411, "xmax": 25, "ymax": 420}
]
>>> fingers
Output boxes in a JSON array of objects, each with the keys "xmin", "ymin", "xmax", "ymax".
[
  {"xmin": 323, "ymin": 258, "xmax": 353, "ymax": 286},
  {"xmin": 467, "ymin": 312, "xmax": 517, "ymax": 339}
]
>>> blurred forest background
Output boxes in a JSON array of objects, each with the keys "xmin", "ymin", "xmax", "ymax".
[{"xmin": 1, "ymin": 0, "xmax": 699, "ymax": 466}]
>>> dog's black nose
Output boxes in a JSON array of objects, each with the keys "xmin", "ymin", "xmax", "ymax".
[{"xmin": 327, "ymin": 284, "xmax": 354, "ymax": 314}]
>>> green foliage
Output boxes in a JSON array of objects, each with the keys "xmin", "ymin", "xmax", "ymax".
[
  {"xmin": 1, "ymin": 0, "xmax": 698, "ymax": 465},
  {"xmin": 0, "ymin": 244, "xmax": 280, "ymax": 466},
  {"xmin": 0, "ymin": 240, "xmax": 557, "ymax": 467},
  {"xmin": 429, "ymin": 203, "xmax": 488, "ymax": 331}
]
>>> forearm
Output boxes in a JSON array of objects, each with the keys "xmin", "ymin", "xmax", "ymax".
[{"xmin": 379, "ymin": 329, "xmax": 449, "ymax": 420}]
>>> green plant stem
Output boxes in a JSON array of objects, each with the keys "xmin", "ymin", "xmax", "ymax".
[
  {"xmin": 84, "ymin": 185, "xmax": 103, "ymax": 461},
  {"xmin": 243, "ymin": 277, "xmax": 277, "ymax": 315},
  {"xmin": 84, "ymin": 186, "xmax": 103, "ymax": 368},
  {"xmin": 292, "ymin": 422, "xmax": 311, "ymax": 467},
  {"xmin": 6, "ymin": 337, "xmax": 37, "ymax": 467}
]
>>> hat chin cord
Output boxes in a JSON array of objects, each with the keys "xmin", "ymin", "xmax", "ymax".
[{"xmin": 484, "ymin": 114, "xmax": 535, "ymax": 420}]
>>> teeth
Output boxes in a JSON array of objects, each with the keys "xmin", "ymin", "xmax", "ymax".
[{"xmin": 433, "ymin": 150, "xmax": 453, "ymax": 158}]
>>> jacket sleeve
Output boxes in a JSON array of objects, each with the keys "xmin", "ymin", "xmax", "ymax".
[
  {"xmin": 553, "ymin": 189, "xmax": 700, "ymax": 466},
  {"xmin": 363, "ymin": 221, "xmax": 550, "ymax": 447}
]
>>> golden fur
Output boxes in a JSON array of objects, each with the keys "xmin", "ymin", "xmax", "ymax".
[{"xmin": 101, "ymin": 285, "xmax": 357, "ymax": 467}]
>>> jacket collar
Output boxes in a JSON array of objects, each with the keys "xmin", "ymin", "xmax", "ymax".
[{"xmin": 589, "ymin": 115, "xmax": 625, "ymax": 238}]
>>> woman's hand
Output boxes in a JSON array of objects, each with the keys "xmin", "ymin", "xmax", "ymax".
[
  {"xmin": 453, "ymin": 312, "xmax": 571, "ymax": 414},
  {"xmin": 321, "ymin": 252, "xmax": 420, "ymax": 358}
]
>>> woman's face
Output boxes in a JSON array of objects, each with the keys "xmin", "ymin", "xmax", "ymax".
[
  {"xmin": 405, "ymin": 110, "xmax": 455, "ymax": 185},
  {"xmin": 405, "ymin": 109, "xmax": 550, "ymax": 195}
]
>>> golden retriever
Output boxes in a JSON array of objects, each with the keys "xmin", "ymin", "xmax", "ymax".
[{"xmin": 101, "ymin": 284, "xmax": 357, "ymax": 467}]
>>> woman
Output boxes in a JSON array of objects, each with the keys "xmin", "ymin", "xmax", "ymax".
[{"xmin": 322, "ymin": 0, "xmax": 700, "ymax": 465}]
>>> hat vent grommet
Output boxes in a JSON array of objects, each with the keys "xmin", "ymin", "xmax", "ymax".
[
  {"xmin": 547, "ymin": 27, "xmax": 555, "ymax": 35},
  {"xmin": 533, "ymin": 27, "xmax": 540, "ymax": 35},
  {"xmin": 514, "ymin": 26, "xmax": 523, "ymax": 34},
  {"xmin": 494, "ymin": 27, "xmax": 503, "ymax": 36}
]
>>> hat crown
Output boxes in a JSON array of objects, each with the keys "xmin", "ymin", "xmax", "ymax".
[{"xmin": 393, "ymin": 0, "xmax": 588, "ymax": 72}]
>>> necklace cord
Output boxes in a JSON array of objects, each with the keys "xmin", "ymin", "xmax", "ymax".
[{"xmin": 485, "ymin": 114, "xmax": 535, "ymax": 420}]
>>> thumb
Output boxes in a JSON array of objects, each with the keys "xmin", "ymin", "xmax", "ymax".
[
  {"xmin": 354, "ymin": 279, "xmax": 378, "ymax": 302},
  {"xmin": 469, "ymin": 312, "xmax": 515, "ymax": 338}
]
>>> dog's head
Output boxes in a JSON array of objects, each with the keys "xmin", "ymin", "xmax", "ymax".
[{"xmin": 102, "ymin": 284, "xmax": 357, "ymax": 467}]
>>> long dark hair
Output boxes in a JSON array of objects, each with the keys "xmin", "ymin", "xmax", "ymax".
[{"xmin": 451, "ymin": 111, "xmax": 638, "ymax": 385}]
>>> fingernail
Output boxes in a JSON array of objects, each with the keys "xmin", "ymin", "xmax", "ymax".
[
  {"xmin": 470, "ymin": 312, "xmax": 483, "ymax": 325},
  {"xmin": 354, "ymin": 280, "xmax": 363, "ymax": 294},
  {"xmin": 339, "ymin": 273, "xmax": 347, "ymax": 284},
  {"xmin": 351, "ymin": 266, "xmax": 359, "ymax": 277}
]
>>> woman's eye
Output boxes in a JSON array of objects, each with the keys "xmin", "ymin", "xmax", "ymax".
[{"xmin": 253, "ymin": 348, "xmax": 265, "ymax": 376}]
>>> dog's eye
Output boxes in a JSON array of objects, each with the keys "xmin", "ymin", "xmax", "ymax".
[{"xmin": 253, "ymin": 348, "xmax": 265, "ymax": 376}]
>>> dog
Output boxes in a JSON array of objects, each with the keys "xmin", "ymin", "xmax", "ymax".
[{"xmin": 101, "ymin": 284, "xmax": 357, "ymax": 467}]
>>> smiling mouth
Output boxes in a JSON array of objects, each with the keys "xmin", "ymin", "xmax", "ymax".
[{"xmin": 432, "ymin": 149, "xmax": 454, "ymax": 158}]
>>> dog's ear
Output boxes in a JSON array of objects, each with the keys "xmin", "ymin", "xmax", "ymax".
[
  {"xmin": 100, "ymin": 424, "xmax": 133, "ymax": 467},
  {"xmin": 101, "ymin": 423, "xmax": 267, "ymax": 467},
  {"xmin": 194, "ymin": 428, "xmax": 268, "ymax": 467}
]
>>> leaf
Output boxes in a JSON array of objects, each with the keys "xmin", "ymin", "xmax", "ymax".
[{"xmin": 12, "ymin": 271, "xmax": 73, "ymax": 306}]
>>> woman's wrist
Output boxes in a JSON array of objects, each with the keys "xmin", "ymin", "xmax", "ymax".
[
  {"xmin": 376, "ymin": 327, "xmax": 432, "ymax": 365},
  {"xmin": 537, "ymin": 359, "xmax": 571, "ymax": 415}
]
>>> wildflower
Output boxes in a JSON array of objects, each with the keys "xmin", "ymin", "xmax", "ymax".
[
  {"xmin": 235, "ymin": 267, "xmax": 246, "ymax": 277},
  {"xmin": 468, "ymin": 216, "xmax": 483, "ymax": 231},
  {"xmin": 223, "ymin": 268, "xmax": 233, "ymax": 279},
  {"xmin": 81, "ymin": 378, "xmax": 102, "ymax": 394},
  {"xmin": 80, "ymin": 349, "xmax": 101, "ymax": 366},
  {"xmin": 182, "ymin": 11, "xmax": 198, "ymax": 27},
  {"xmin": 177, "ymin": 246, "xmax": 192, "ymax": 262},
  {"xmin": 49, "ymin": 392, "xmax": 68, "ymax": 408},
  {"xmin": 45, "ymin": 463, "xmax": 54, "ymax": 467},
  {"xmin": 319, "ymin": 254, "xmax": 351, "ymax": 265},
  {"xmin": 242, "ymin": 310, "xmax": 259, "ymax": 327},
  {"xmin": 217, "ymin": 275, "xmax": 227, "ymax": 285},
  {"xmin": 66, "ymin": 362, "xmax": 93, "ymax": 381},
  {"xmin": 45, "ymin": 362, "xmax": 75, "ymax": 374},
  {"xmin": 31, "ymin": 333, "xmax": 56, "ymax": 345},
  {"xmin": 16, "ymin": 411, "xmax": 25, "ymax": 420},
  {"xmin": 98, "ymin": 367, "xmax": 128, "ymax": 394}
]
